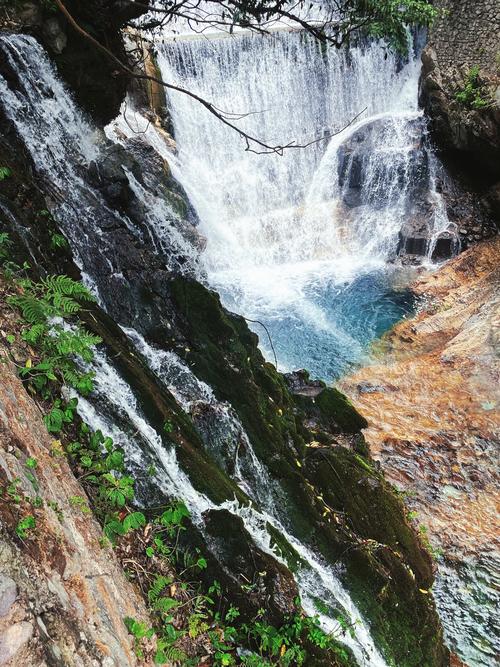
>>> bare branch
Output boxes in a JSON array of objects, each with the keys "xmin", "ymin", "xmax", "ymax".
[{"xmin": 54, "ymin": 0, "xmax": 366, "ymax": 154}]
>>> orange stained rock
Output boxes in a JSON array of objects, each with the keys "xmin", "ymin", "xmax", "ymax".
[{"xmin": 341, "ymin": 238, "xmax": 500, "ymax": 556}]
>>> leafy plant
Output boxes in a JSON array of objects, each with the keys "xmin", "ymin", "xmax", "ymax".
[
  {"xmin": 50, "ymin": 232, "xmax": 69, "ymax": 249},
  {"xmin": 0, "ymin": 166, "xmax": 12, "ymax": 180},
  {"xmin": 455, "ymin": 66, "xmax": 492, "ymax": 109},
  {"xmin": 16, "ymin": 515, "xmax": 36, "ymax": 539},
  {"xmin": 10, "ymin": 275, "xmax": 101, "ymax": 396},
  {"xmin": 44, "ymin": 397, "xmax": 78, "ymax": 433}
]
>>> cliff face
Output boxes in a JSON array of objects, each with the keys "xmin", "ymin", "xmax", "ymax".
[
  {"xmin": 420, "ymin": 0, "xmax": 500, "ymax": 219},
  {"xmin": 0, "ymin": 332, "xmax": 149, "ymax": 666},
  {"xmin": 0, "ymin": 0, "xmax": 147, "ymax": 124}
]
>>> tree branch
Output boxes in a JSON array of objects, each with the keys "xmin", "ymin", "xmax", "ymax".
[{"xmin": 54, "ymin": 0, "xmax": 365, "ymax": 154}]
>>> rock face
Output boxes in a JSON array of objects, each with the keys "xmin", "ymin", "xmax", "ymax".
[
  {"xmin": 341, "ymin": 238, "xmax": 500, "ymax": 665},
  {"xmin": 0, "ymin": 0, "xmax": 148, "ymax": 124},
  {"xmin": 0, "ymin": 341, "xmax": 150, "ymax": 666},
  {"xmin": 419, "ymin": 0, "xmax": 500, "ymax": 229}
]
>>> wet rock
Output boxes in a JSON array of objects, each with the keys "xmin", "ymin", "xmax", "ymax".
[
  {"xmin": 16, "ymin": 1, "xmax": 43, "ymax": 27},
  {"xmin": 283, "ymin": 369, "xmax": 324, "ymax": 397},
  {"xmin": 431, "ymin": 232, "xmax": 459, "ymax": 260},
  {"xmin": 0, "ymin": 346, "xmax": 149, "ymax": 666},
  {"xmin": 202, "ymin": 509, "xmax": 299, "ymax": 625},
  {"xmin": 87, "ymin": 143, "xmax": 139, "ymax": 211},
  {"xmin": 42, "ymin": 17, "xmax": 67, "ymax": 55},
  {"xmin": 0, "ymin": 575, "xmax": 17, "ymax": 617},
  {"xmin": 0, "ymin": 621, "xmax": 33, "ymax": 664},
  {"xmin": 337, "ymin": 116, "xmax": 431, "ymax": 212}
]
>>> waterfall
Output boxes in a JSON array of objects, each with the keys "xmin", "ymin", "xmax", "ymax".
[
  {"xmin": 0, "ymin": 33, "xmax": 199, "ymax": 297},
  {"xmin": 154, "ymin": 29, "xmax": 455, "ymax": 378},
  {"xmin": 75, "ymin": 346, "xmax": 387, "ymax": 667},
  {"xmin": 0, "ymin": 32, "xmax": 392, "ymax": 665}
]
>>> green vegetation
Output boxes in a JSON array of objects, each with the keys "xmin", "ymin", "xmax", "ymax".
[
  {"xmin": 356, "ymin": 0, "xmax": 438, "ymax": 53},
  {"xmin": 455, "ymin": 66, "xmax": 492, "ymax": 109},
  {"xmin": 8, "ymin": 274, "xmax": 101, "ymax": 396},
  {"xmin": 15, "ymin": 514, "xmax": 36, "ymax": 539}
]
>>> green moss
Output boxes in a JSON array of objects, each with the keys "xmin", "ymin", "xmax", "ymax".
[
  {"xmin": 314, "ymin": 387, "xmax": 368, "ymax": 433},
  {"xmin": 266, "ymin": 522, "xmax": 306, "ymax": 573},
  {"xmin": 344, "ymin": 549, "xmax": 444, "ymax": 667}
]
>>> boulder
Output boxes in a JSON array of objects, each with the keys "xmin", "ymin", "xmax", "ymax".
[
  {"xmin": 0, "ymin": 575, "xmax": 17, "ymax": 618},
  {"xmin": 0, "ymin": 622, "xmax": 33, "ymax": 665}
]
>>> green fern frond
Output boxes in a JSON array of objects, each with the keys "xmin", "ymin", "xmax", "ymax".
[
  {"xmin": 22, "ymin": 323, "xmax": 47, "ymax": 343},
  {"xmin": 154, "ymin": 641, "xmax": 187, "ymax": 665},
  {"xmin": 9, "ymin": 295, "xmax": 52, "ymax": 323},
  {"xmin": 41, "ymin": 275, "xmax": 94, "ymax": 301},
  {"xmin": 52, "ymin": 294, "xmax": 81, "ymax": 314},
  {"xmin": 148, "ymin": 575, "xmax": 172, "ymax": 603}
]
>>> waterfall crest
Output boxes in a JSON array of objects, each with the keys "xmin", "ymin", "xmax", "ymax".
[{"xmin": 154, "ymin": 29, "xmax": 456, "ymax": 378}]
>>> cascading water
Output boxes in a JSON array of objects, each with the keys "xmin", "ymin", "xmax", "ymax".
[
  {"xmin": 75, "ymin": 345, "xmax": 387, "ymax": 667},
  {"xmin": 0, "ymin": 32, "xmax": 394, "ymax": 665},
  {"xmin": 0, "ymin": 33, "xmax": 199, "ymax": 296},
  {"xmin": 156, "ymin": 29, "xmax": 456, "ymax": 378}
]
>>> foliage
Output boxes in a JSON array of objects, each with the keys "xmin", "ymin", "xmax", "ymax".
[
  {"xmin": 8, "ymin": 274, "xmax": 101, "ymax": 396},
  {"xmin": 0, "ymin": 232, "xmax": 11, "ymax": 260},
  {"xmin": 139, "ymin": 0, "xmax": 437, "ymax": 54},
  {"xmin": 0, "ymin": 166, "xmax": 12, "ymax": 180},
  {"xmin": 16, "ymin": 514, "xmax": 36, "ymax": 539},
  {"xmin": 455, "ymin": 66, "xmax": 492, "ymax": 109},
  {"xmin": 356, "ymin": 0, "xmax": 437, "ymax": 53},
  {"xmin": 1, "ymin": 242, "xmax": 357, "ymax": 665}
]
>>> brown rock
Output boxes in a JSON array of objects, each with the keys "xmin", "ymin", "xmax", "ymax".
[{"xmin": 0, "ymin": 621, "xmax": 33, "ymax": 665}]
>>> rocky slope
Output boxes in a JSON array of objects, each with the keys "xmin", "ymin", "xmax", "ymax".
[
  {"xmin": 0, "ymin": 326, "xmax": 149, "ymax": 666},
  {"xmin": 341, "ymin": 238, "xmax": 500, "ymax": 664}
]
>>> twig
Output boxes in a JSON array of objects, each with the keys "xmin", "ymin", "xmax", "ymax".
[{"xmin": 54, "ymin": 0, "xmax": 364, "ymax": 155}]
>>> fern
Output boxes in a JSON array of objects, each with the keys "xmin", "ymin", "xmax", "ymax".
[
  {"xmin": 9, "ymin": 274, "xmax": 101, "ymax": 397},
  {"xmin": 9, "ymin": 295, "xmax": 52, "ymax": 323},
  {"xmin": 53, "ymin": 294, "xmax": 81, "ymax": 314},
  {"xmin": 41, "ymin": 275, "xmax": 94, "ymax": 301},
  {"xmin": 22, "ymin": 323, "xmax": 46, "ymax": 344},
  {"xmin": 154, "ymin": 640, "xmax": 187, "ymax": 665},
  {"xmin": 148, "ymin": 575, "xmax": 172, "ymax": 604}
]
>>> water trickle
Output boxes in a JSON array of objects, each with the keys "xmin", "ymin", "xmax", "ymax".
[
  {"xmin": 74, "ymin": 344, "xmax": 388, "ymax": 666},
  {"xmin": 0, "ymin": 33, "xmax": 199, "ymax": 294}
]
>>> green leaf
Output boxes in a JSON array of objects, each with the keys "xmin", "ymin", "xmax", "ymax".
[
  {"xmin": 16, "ymin": 515, "xmax": 36, "ymax": 539},
  {"xmin": 153, "ymin": 597, "xmax": 179, "ymax": 613},
  {"xmin": 0, "ymin": 166, "xmax": 12, "ymax": 180},
  {"xmin": 123, "ymin": 512, "xmax": 146, "ymax": 532}
]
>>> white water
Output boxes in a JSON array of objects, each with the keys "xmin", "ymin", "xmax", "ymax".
[
  {"xmin": 123, "ymin": 327, "xmax": 279, "ymax": 509},
  {"xmin": 150, "ymin": 29, "xmax": 455, "ymax": 377},
  {"xmin": 0, "ymin": 34, "xmax": 198, "ymax": 286},
  {"xmin": 75, "ymin": 346, "xmax": 387, "ymax": 666}
]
